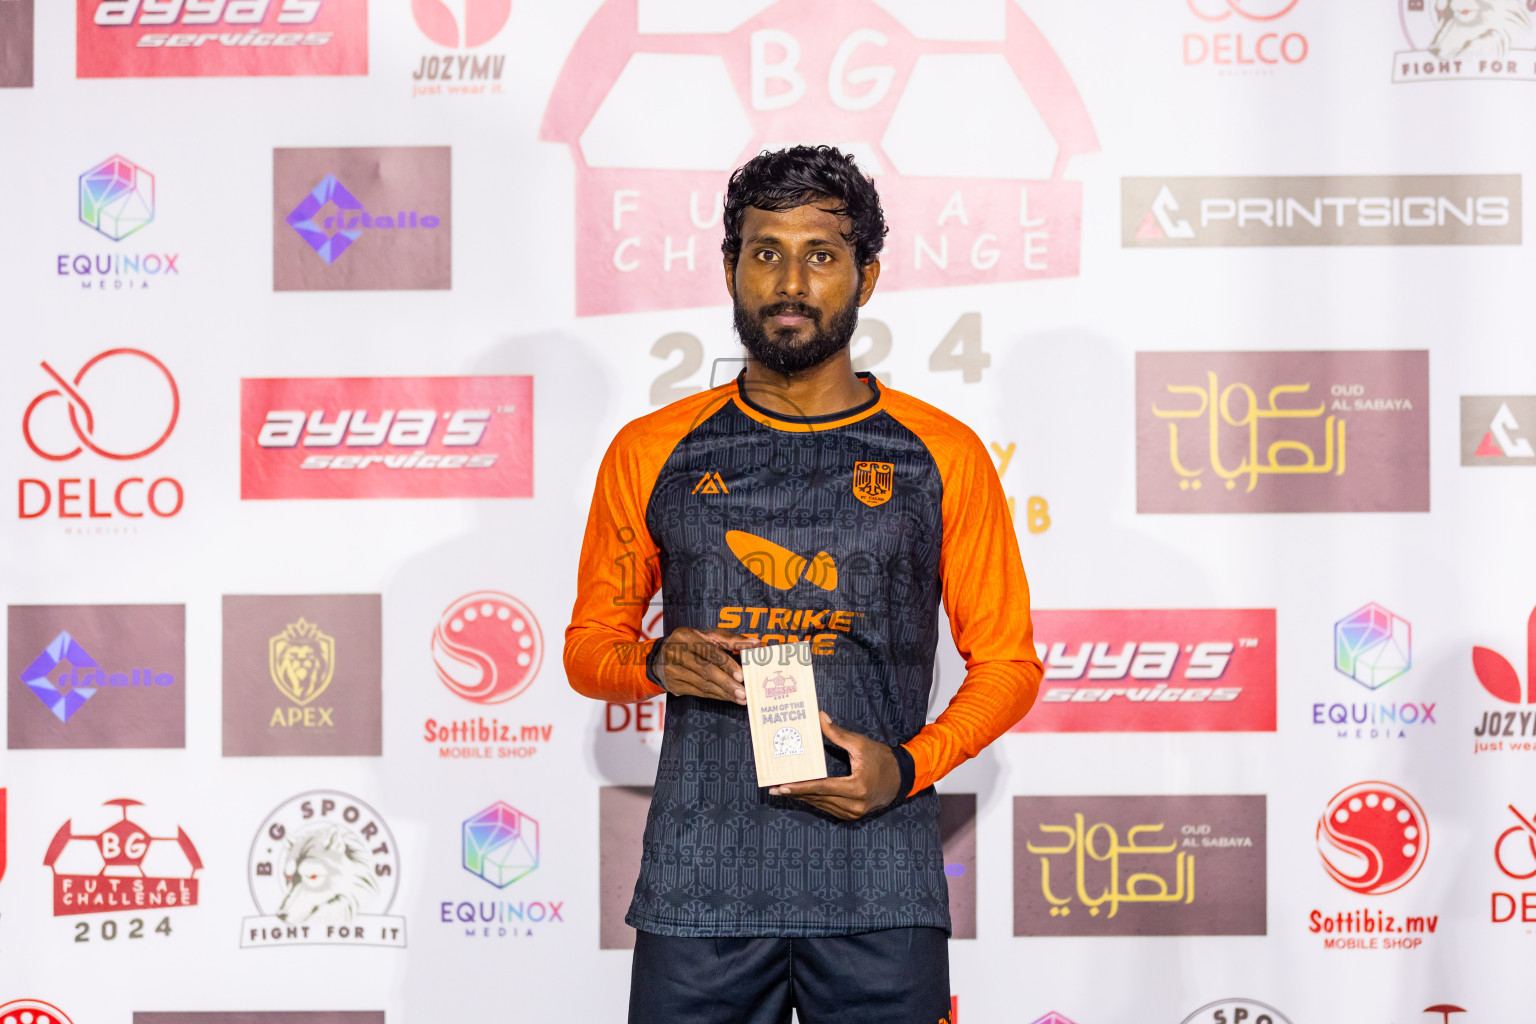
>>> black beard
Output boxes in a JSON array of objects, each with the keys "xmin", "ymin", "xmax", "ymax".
[{"xmin": 733, "ymin": 294, "xmax": 861, "ymax": 376}]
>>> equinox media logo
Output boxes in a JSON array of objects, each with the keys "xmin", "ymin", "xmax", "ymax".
[
  {"xmin": 1335, "ymin": 603, "xmax": 1412, "ymax": 689},
  {"xmin": 440, "ymin": 799, "xmax": 565, "ymax": 939},
  {"xmin": 58, "ymin": 158, "xmax": 180, "ymax": 291}
]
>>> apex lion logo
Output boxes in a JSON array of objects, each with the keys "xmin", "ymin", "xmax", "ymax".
[
  {"xmin": 852, "ymin": 461, "xmax": 895, "ymax": 508},
  {"xmin": 1429, "ymin": 0, "xmax": 1532, "ymax": 57},
  {"xmin": 276, "ymin": 823, "xmax": 380, "ymax": 925},
  {"xmin": 269, "ymin": 618, "xmax": 335, "ymax": 707}
]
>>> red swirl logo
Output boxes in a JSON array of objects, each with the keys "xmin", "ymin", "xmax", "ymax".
[
  {"xmin": 431, "ymin": 591, "xmax": 543, "ymax": 704},
  {"xmin": 1495, "ymin": 804, "xmax": 1536, "ymax": 880},
  {"xmin": 1187, "ymin": 0, "xmax": 1300, "ymax": 20},
  {"xmin": 22, "ymin": 349, "xmax": 179, "ymax": 461},
  {"xmin": 1317, "ymin": 781, "xmax": 1428, "ymax": 895}
]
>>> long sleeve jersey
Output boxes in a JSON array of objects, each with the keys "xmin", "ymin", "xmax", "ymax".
[{"xmin": 565, "ymin": 371, "xmax": 1042, "ymax": 937}]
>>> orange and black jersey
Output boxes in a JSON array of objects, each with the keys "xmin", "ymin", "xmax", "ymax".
[{"xmin": 566, "ymin": 372, "xmax": 1042, "ymax": 938}]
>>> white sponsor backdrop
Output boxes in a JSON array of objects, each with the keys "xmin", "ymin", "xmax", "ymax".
[{"xmin": 1, "ymin": 1, "xmax": 1535, "ymax": 1022}]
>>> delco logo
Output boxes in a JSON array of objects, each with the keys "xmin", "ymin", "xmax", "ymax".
[
  {"xmin": 540, "ymin": 0, "xmax": 1099, "ymax": 315},
  {"xmin": 77, "ymin": 0, "xmax": 368, "ymax": 78},
  {"xmin": 240, "ymin": 376, "xmax": 533, "ymax": 500},
  {"xmin": 1012, "ymin": 609, "xmax": 1277, "ymax": 733}
]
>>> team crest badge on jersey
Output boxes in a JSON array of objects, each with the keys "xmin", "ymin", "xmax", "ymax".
[{"xmin": 852, "ymin": 462, "xmax": 895, "ymax": 508}]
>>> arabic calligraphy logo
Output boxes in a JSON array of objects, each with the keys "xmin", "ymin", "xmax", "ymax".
[
  {"xmin": 1025, "ymin": 812, "xmax": 1194, "ymax": 918},
  {"xmin": 1317, "ymin": 781, "xmax": 1428, "ymax": 895},
  {"xmin": 851, "ymin": 461, "xmax": 895, "ymax": 508},
  {"xmin": 725, "ymin": 530, "xmax": 838, "ymax": 591},
  {"xmin": 22, "ymin": 349, "xmax": 180, "ymax": 461},
  {"xmin": 1187, "ymin": 0, "xmax": 1299, "ymax": 20},
  {"xmin": 1494, "ymin": 804, "xmax": 1536, "ymax": 879},
  {"xmin": 268, "ymin": 618, "xmax": 335, "ymax": 707},
  {"xmin": 1334, "ymin": 603, "xmax": 1412, "ymax": 690},
  {"xmin": 0, "ymin": 1001, "xmax": 74, "ymax": 1024},
  {"xmin": 1135, "ymin": 185, "xmax": 1195, "ymax": 240},
  {"xmin": 1473, "ymin": 605, "xmax": 1534, "ymax": 705},
  {"xmin": 432, "ymin": 591, "xmax": 543, "ymax": 704},
  {"xmin": 1152, "ymin": 371, "xmax": 1345, "ymax": 492},
  {"xmin": 412, "ymin": 0, "xmax": 512, "ymax": 48},
  {"xmin": 1475, "ymin": 402, "xmax": 1535, "ymax": 458},
  {"xmin": 79, "ymin": 155, "xmax": 154, "ymax": 241}
]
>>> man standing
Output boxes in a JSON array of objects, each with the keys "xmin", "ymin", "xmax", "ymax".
[{"xmin": 566, "ymin": 146, "xmax": 1042, "ymax": 1023}]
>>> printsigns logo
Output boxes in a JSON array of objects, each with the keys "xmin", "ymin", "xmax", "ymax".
[
  {"xmin": 1317, "ymin": 782, "xmax": 1427, "ymax": 895},
  {"xmin": 274, "ymin": 147, "xmax": 450, "ymax": 291},
  {"xmin": 1335, "ymin": 603, "xmax": 1412, "ymax": 690},
  {"xmin": 243, "ymin": 791, "xmax": 404, "ymax": 948},
  {"xmin": 1013, "ymin": 609, "xmax": 1277, "ymax": 733},
  {"xmin": 1180, "ymin": 1000, "xmax": 1293, "ymax": 1024},
  {"xmin": 1395, "ymin": 0, "xmax": 1536, "ymax": 82},
  {"xmin": 222, "ymin": 595, "xmax": 380, "ymax": 756},
  {"xmin": 240, "ymin": 375, "xmax": 532, "ymax": 499},
  {"xmin": 410, "ymin": 0, "xmax": 509, "ymax": 96},
  {"xmin": 7, "ymin": 605, "xmax": 185, "ymax": 749},
  {"xmin": 463, "ymin": 801, "xmax": 538, "ymax": 887},
  {"xmin": 1183, "ymin": 0, "xmax": 1309, "ymax": 71},
  {"xmin": 19, "ymin": 347, "xmax": 183, "ymax": 529},
  {"xmin": 1013, "ymin": 795, "xmax": 1266, "ymax": 936},
  {"xmin": 0, "ymin": 0, "xmax": 35, "ymax": 88},
  {"xmin": 1125, "ymin": 175, "xmax": 1520, "ymax": 246},
  {"xmin": 0, "ymin": 1002, "xmax": 73, "ymax": 1024},
  {"xmin": 1136, "ymin": 351, "xmax": 1430, "ymax": 514},
  {"xmin": 1462, "ymin": 396, "xmax": 1536, "ymax": 464},
  {"xmin": 79, "ymin": 156, "xmax": 153, "ymax": 240},
  {"xmin": 77, "ymin": 0, "xmax": 369, "ymax": 78},
  {"xmin": 433, "ymin": 592, "xmax": 542, "ymax": 704},
  {"xmin": 540, "ymin": 0, "xmax": 1099, "ymax": 315},
  {"xmin": 851, "ymin": 461, "xmax": 894, "ymax": 508},
  {"xmin": 44, "ymin": 799, "xmax": 201, "ymax": 919}
]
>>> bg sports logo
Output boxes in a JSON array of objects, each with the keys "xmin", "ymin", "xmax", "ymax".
[
  {"xmin": 240, "ymin": 376, "xmax": 532, "ymax": 499},
  {"xmin": 540, "ymin": 0, "xmax": 1098, "ymax": 315},
  {"xmin": 77, "ymin": 0, "xmax": 368, "ymax": 78},
  {"xmin": 1011, "ymin": 609, "xmax": 1276, "ymax": 732}
]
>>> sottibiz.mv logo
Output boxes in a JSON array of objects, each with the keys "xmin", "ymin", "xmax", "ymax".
[
  {"xmin": 77, "ymin": 0, "xmax": 368, "ymax": 78},
  {"xmin": 240, "ymin": 375, "xmax": 532, "ymax": 499},
  {"xmin": 243, "ymin": 790, "xmax": 404, "ymax": 948},
  {"xmin": 426, "ymin": 592, "xmax": 553, "ymax": 761},
  {"xmin": 540, "ymin": 0, "xmax": 1098, "ymax": 315},
  {"xmin": 1310, "ymin": 781, "xmax": 1438, "ymax": 949},
  {"xmin": 44, "ymin": 798, "xmax": 201, "ymax": 943}
]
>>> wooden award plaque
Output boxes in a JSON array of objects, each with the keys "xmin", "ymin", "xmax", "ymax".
[{"xmin": 740, "ymin": 641, "xmax": 827, "ymax": 787}]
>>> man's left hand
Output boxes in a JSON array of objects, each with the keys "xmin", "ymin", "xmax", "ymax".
[{"xmin": 768, "ymin": 712, "xmax": 902, "ymax": 820}]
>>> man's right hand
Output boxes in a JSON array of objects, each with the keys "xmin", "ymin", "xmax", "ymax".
[{"xmin": 655, "ymin": 627, "xmax": 759, "ymax": 705}]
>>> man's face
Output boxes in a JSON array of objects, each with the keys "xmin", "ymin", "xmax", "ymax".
[{"xmin": 727, "ymin": 202, "xmax": 880, "ymax": 376}]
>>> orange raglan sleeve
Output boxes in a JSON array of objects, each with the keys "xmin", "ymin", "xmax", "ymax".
[
  {"xmin": 890, "ymin": 396, "xmax": 1044, "ymax": 795},
  {"xmin": 563, "ymin": 419, "xmax": 668, "ymax": 704}
]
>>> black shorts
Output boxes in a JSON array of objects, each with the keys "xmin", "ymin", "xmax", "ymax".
[{"xmin": 628, "ymin": 926, "xmax": 952, "ymax": 1024}]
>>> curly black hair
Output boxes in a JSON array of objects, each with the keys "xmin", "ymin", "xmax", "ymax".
[{"xmin": 721, "ymin": 145, "xmax": 888, "ymax": 268}]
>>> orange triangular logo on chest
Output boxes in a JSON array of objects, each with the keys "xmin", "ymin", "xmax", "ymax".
[{"xmin": 692, "ymin": 471, "xmax": 729, "ymax": 494}]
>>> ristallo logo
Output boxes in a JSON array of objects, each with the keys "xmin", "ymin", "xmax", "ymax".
[
  {"xmin": 240, "ymin": 375, "xmax": 532, "ymax": 499},
  {"xmin": 43, "ymin": 798, "xmax": 201, "ymax": 943},
  {"xmin": 1491, "ymin": 803, "xmax": 1536, "ymax": 925},
  {"xmin": 1472, "ymin": 605, "xmax": 1536, "ymax": 753},
  {"xmin": 0, "ymin": 1001, "xmax": 73, "ymax": 1024},
  {"xmin": 19, "ymin": 349, "xmax": 184, "ymax": 525},
  {"xmin": 8, "ymin": 605, "xmax": 185, "ymax": 750},
  {"xmin": 1395, "ymin": 0, "xmax": 1536, "ymax": 82},
  {"xmin": 222, "ymin": 595, "xmax": 381, "ymax": 757},
  {"xmin": 57, "ymin": 157, "xmax": 181, "ymax": 292},
  {"xmin": 425, "ymin": 592, "xmax": 552, "ymax": 761},
  {"xmin": 1315, "ymin": 603, "xmax": 1434, "ymax": 742},
  {"xmin": 439, "ymin": 800, "xmax": 565, "ymax": 940},
  {"xmin": 1011, "ymin": 609, "xmax": 1277, "ymax": 733},
  {"xmin": 1183, "ymin": 0, "xmax": 1310, "ymax": 71},
  {"xmin": 274, "ymin": 147, "xmax": 450, "ymax": 291},
  {"xmin": 540, "ymin": 0, "xmax": 1099, "ymax": 316},
  {"xmin": 77, "ymin": 0, "xmax": 368, "ymax": 78},
  {"xmin": 1461, "ymin": 396, "xmax": 1536, "ymax": 465},
  {"xmin": 1310, "ymin": 781, "xmax": 1438, "ymax": 950},
  {"xmin": 242, "ymin": 791, "xmax": 405, "ymax": 948},
  {"xmin": 410, "ymin": 0, "xmax": 509, "ymax": 97}
]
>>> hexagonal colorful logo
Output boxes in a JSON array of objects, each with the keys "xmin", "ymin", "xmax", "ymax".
[
  {"xmin": 43, "ymin": 798, "xmax": 201, "ymax": 916},
  {"xmin": 79, "ymin": 156, "xmax": 154, "ymax": 241},
  {"xmin": 1334, "ymin": 602, "xmax": 1412, "ymax": 690},
  {"xmin": 463, "ymin": 801, "xmax": 538, "ymax": 888}
]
